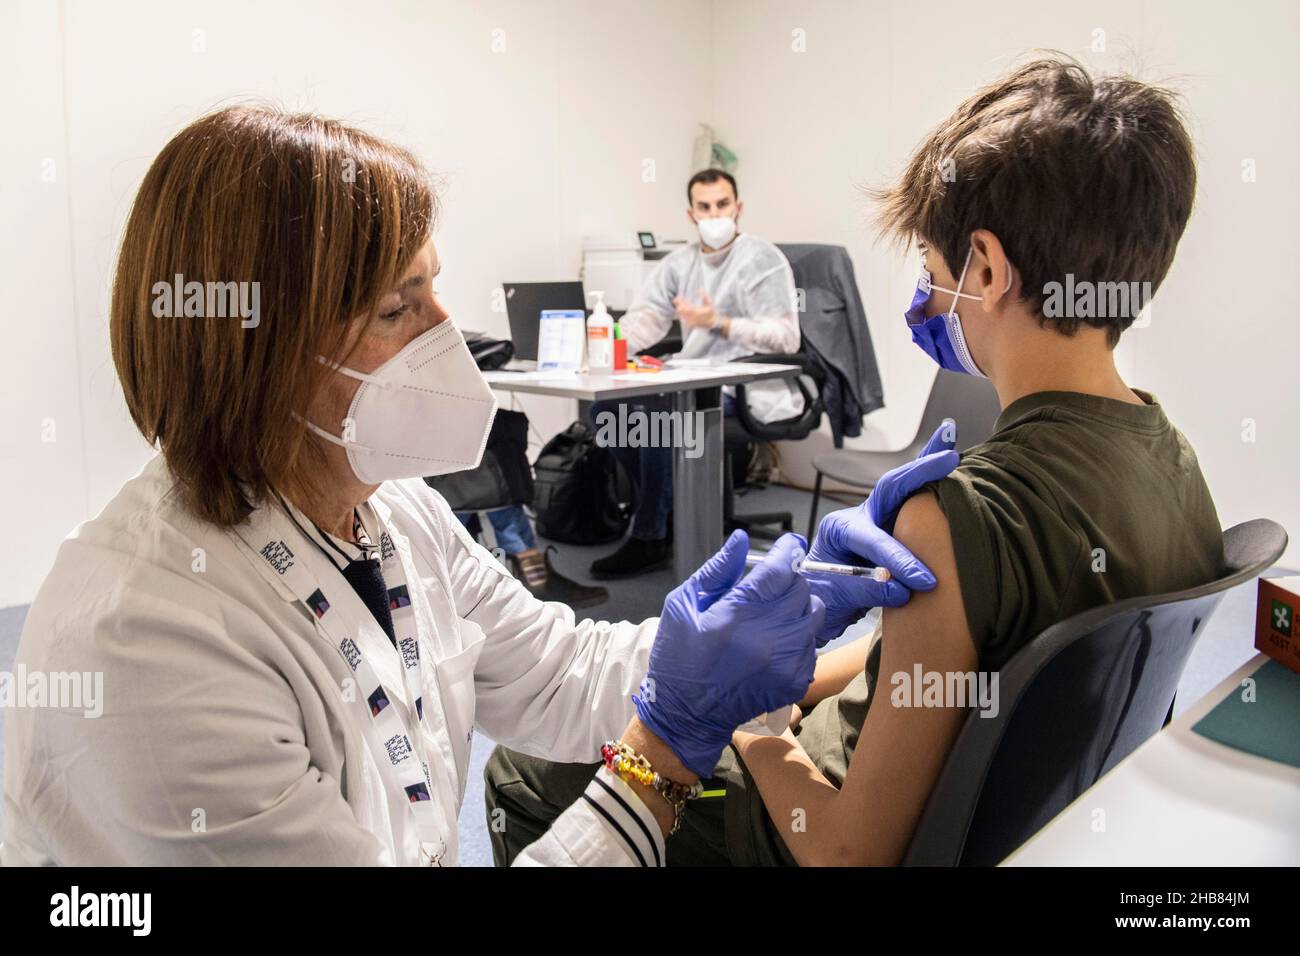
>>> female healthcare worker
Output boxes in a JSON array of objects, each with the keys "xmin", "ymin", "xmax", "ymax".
[{"xmin": 0, "ymin": 106, "xmax": 954, "ymax": 866}]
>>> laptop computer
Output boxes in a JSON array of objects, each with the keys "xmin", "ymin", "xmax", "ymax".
[{"xmin": 502, "ymin": 281, "xmax": 586, "ymax": 369}]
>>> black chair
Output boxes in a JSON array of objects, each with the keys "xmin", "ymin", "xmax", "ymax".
[
  {"xmin": 902, "ymin": 517, "xmax": 1289, "ymax": 866},
  {"xmin": 807, "ymin": 370, "xmax": 1000, "ymax": 539},
  {"xmin": 724, "ymin": 354, "xmax": 827, "ymax": 541},
  {"xmin": 727, "ymin": 240, "xmax": 885, "ymax": 541}
]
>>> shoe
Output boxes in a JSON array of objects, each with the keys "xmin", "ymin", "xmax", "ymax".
[
  {"xmin": 510, "ymin": 548, "xmax": 609, "ymax": 609},
  {"xmin": 590, "ymin": 535, "xmax": 670, "ymax": 580}
]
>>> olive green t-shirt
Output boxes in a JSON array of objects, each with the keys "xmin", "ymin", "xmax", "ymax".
[{"xmin": 796, "ymin": 388, "xmax": 1224, "ymax": 786}]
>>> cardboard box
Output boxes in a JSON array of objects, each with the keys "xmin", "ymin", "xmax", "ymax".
[{"xmin": 1256, "ymin": 576, "xmax": 1300, "ymax": 675}]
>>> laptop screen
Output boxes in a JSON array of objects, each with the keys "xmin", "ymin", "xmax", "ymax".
[{"xmin": 502, "ymin": 281, "xmax": 586, "ymax": 360}]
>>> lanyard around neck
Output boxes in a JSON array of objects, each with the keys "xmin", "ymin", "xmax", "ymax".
[{"xmin": 235, "ymin": 496, "xmax": 448, "ymax": 865}]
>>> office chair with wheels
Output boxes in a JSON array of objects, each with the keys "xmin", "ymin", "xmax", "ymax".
[
  {"xmin": 725, "ymin": 353, "xmax": 827, "ymax": 541},
  {"xmin": 901, "ymin": 517, "xmax": 1289, "ymax": 866},
  {"xmin": 808, "ymin": 370, "xmax": 1000, "ymax": 539},
  {"xmin": 727, "ymin": 240, "xmax": 886, "ymax": 540}
]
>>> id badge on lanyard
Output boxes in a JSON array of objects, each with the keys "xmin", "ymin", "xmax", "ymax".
[{"xmin": 234, "ymin": 502, "xmax": 448, "ymax": 866}]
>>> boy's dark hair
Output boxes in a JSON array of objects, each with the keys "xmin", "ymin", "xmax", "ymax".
[
  {"xmin": 874, "ymin": 54, "xmax": 1196, "ymax": 346},
  {"xmin": 687, "ymin": 168, "xmax": 738, "ymax": 205}
]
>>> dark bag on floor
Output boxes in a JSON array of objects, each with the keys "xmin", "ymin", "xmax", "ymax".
[
  {"xmin": 532, "ymin": 421, "xmax": 635, "ymax": 545},
  {"xmin": 424, "ymin": 409, "xmax": 533, "ymax": 511}
]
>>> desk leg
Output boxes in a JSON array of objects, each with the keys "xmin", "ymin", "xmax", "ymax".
[{"xmin": 672, "ymin": 386, "xmax": 724, "ymax": 581}]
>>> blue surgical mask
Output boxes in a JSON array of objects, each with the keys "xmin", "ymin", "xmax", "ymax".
[{"xmin": 904, "ymin": 247, "xmax": 986, "ymax": 377}]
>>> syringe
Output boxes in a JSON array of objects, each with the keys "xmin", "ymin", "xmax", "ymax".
[{"xmin": 743, "ymin": 552, "xmax": 892, "ymax": 582}]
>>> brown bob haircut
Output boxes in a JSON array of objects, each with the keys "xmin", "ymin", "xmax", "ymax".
[
  {"xmin": 873, "ymin": 54, "xmax": 1196, "ymax": 345},
  {"xmin": 111, "ymin": 105, "xmax": 436, "ymax": 526}
]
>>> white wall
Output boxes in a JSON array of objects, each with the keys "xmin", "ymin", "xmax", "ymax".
[
  {"xmin": 711, "ymin": 0, "xmax": 1300, "ymax": 565},
  {"xmin": 1, "ymin": 0, "xmax": 711, "ymax": 607},
  {"xmin": 4, "ymin": 0, "xmax": 1298, "ymax": 608},
  {"xmin": 1, "ymin": 0, "xmax": 86, "ymax": 610}
]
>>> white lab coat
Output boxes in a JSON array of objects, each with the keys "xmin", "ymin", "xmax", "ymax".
[{"xmin": 1, "ymin": 455, "xmax": 661, "ymax": 866}]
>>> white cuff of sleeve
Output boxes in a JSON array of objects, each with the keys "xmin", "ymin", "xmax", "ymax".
[{"xmin": 580, "ymin": 765, "xmax": 666, "ymax": 867}]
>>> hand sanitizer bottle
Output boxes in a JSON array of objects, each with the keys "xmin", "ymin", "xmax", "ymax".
[{"xmin": 586, "ymin": 291, "xmax": 614, "ymax": 373}]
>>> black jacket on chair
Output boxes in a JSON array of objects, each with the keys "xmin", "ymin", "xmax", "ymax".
[{"xmin": 777, "ymin": 243, "xmax": 884, "ymax": 446}]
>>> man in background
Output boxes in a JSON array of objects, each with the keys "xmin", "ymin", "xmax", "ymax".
[{"xmin": 590, "ymin": 169, "xmax": 801, "ymax": 579}]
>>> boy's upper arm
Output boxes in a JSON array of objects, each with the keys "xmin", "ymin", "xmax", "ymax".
[{"xmin": 834, "ymin": 490, "xmax": 979, "ymax": 865}]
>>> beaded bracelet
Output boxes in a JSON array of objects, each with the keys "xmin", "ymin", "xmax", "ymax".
[{"xmin": 600, "ymin": 740, "xmax": 703, "ymax": 836}]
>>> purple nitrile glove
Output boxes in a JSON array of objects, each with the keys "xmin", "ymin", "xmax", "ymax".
[
  {"xmin": 806, "ymin": 421, "xmax": 960, "ymax": 644},
  {"xmin": 633, "ymin": 530, "xmax": 824, "ymax": 778}
]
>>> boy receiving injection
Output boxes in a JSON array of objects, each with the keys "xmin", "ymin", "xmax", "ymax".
[{"xmin": 729, "ymin": 54, "xmax": 1223, "ymax": 866}]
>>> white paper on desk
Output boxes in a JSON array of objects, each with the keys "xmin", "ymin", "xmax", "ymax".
[{"xmin": 537, "ymin": 309, "xmax": 586, "ymax": 370}]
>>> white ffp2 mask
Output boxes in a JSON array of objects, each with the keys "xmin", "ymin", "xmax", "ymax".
[
  {"xmin": 303, "ymin": 321, "xmax": 498, "ymax": 485},
  {"xmin": 696, "ymin": 215, "xmax": 737, "ymax": 249}
]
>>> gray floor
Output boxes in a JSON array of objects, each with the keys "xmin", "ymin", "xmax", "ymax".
[{"xmin": 0, "ymin": 481, "xmax": 1286, "ymax": 865}]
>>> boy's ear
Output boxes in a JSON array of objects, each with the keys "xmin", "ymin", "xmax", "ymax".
[{"xmin": 970, "ymin": 229, "xmax": 1017, "ymax": 311}]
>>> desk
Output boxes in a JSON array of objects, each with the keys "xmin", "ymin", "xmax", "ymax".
[
  {"xmin": 482, "ymin": 363, "xmax": 801, "ymax": 579},
  {"xmin": 1002, "ymin": 654, "xmax": 1300, "ymax": 865}
]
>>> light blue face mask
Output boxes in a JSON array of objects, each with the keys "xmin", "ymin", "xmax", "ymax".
[{"xmin": 903, "ymin": 246, "xmax": 987, "ymax": 378}]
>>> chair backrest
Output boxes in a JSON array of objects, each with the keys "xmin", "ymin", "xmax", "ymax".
[
  {"xmin": 908, "ymin": 370, "xmax": 1002, "ymax": 455},
  {"xmin": 903, "ymin": 518, "xmax": 1289, "ymax": 866},
  {"xmin": 732, "ymin": 352, "xmax": 826, "ymax": 441},
  {"xmin": 732, "ymin": 244, "xmax": 865, "ymax": 442},
  {"xmin": 729, "ymin": 249, "xmax": 837, "ymax": 441}
]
